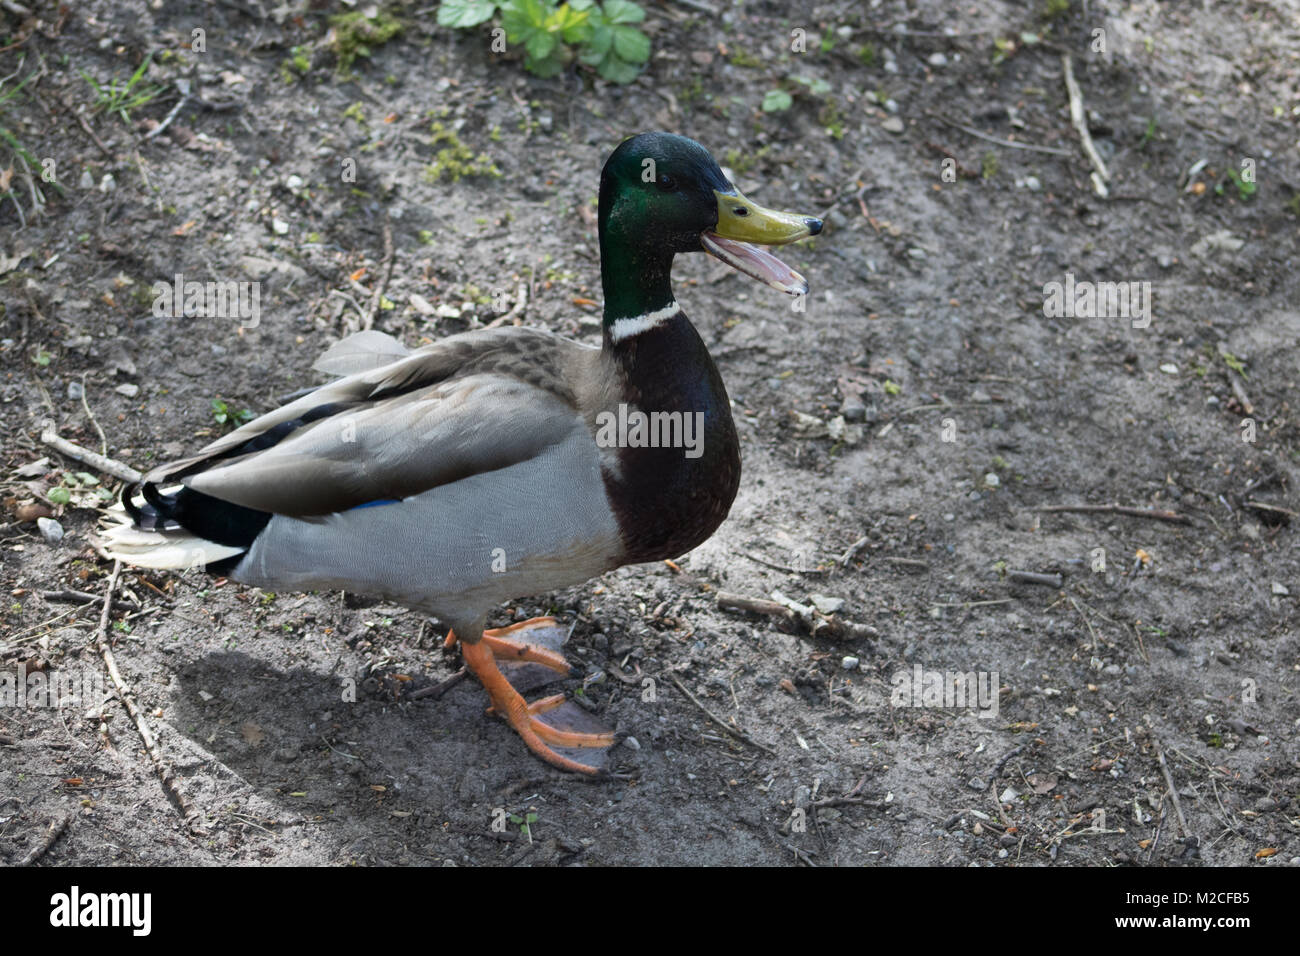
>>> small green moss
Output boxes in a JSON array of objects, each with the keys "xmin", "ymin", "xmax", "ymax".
[
  {"xmin": 1043, "ymin": 0, "xmax": 1070, "ymax": 18},
  {"xmin": 328, "ymin": 9, "xmax": 403, "ymax": 73},
  {"xmin": 728, "ymin": 49, "xmax": 762, "ymax": 68},
  {"xmin": 343, "ymin": 101, "xmax": 367, "ymax": 126},
  {"xmin": 417, "ymin": 229, "xmax": 434, "ymax": 245},
  {"xmin": 858, "ymin": 43, "xmax": 877, "ymax": 66},
  {"xmin": 280, "ymin": 46, "xmax": 312, "ymax": 83},
  {"xmin": 981, "ymin": 151, "xmax": 999, "ymax": 179},
  {"xmin": 424, "ymin": 122, "xmax": 501, "ymax": 183}
]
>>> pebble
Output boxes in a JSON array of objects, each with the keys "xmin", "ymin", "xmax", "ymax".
[
  {"xmin": 272, "ymin": 218, "xmax": 290, "ymax": 235},
  {"xmin": 881, "ymin": 116, "xmax": 905, "ymax": 134},
  {"xmin": 927, "ymin": 52, "xmax": 948, "ymax": 67},
  {"xmin": 285, "ymin": 174, "xmax": 305, "ymax": 190},
  {"xmin": 115, "ymin": 383, "xmax": 140, "ymax": 397},
  {"xmin": 984, "ymin": 472, "xmax": 1000, "ymax": 488},
  {"xmin": 840, "ymin": 398, "xmax": 866, "ymax": 422},
  {"xmin": 78, "ymin": 170, "xmax": 95, "ymax": 190},
  {"xmin": 1271, "ymin": 582, "xmax": 1288, "ymax": 595},
  {"xmin": 1024, "ymin": 175, "xmax": 1042, "ymax": 191},
  {"xmin": 66, "ymin": 381, "xmax": 84, "ymax": 401},
  {"xmin": 968, "ymin": 777, "xmax": 986, "ymax": 791},
  {"xmin": 37, "ymin": 517, "xmax": 64, "ymax": 544},
  {"xmin": 98, "ymin": 173, "xmax": 116, "ymax": 193},
  {"xmin": 622, "ymin": 736, "xmax": 641, "ymax": 751},
  {"xmin": 1160, "ymin": 363, "xmax": 1179, "ymax": 374},
  {"xmin": 841, "ymin": 656, "xmax": 860, "ymax": 671},
  {"xmin": 999, "ymin": 787, "xmax": 1018, "ymax": 803},
  {"xmin": 809, "ymin": 593, "xmax": 844, "ymax": 614}
]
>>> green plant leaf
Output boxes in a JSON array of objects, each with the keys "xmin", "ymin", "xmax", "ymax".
[
  {"xmin": 602, "ymin": 0, "xmax": 645, "ymax": 24},
  {"xmin": 611, "ymin": 24, "xmax": 649, "ymax": 63},
  {"xmin": 525, "ymin": 28, "xmax": 557, "ymax": 60},
  {"xmin": 48, "ymin": 487, "xmax": 71, "ymax": 505},
  {"xmin": 596, "ymin": 51, "xmax": 641, "ymax": 83},
  {"xmin": 437, "ymin": 0, "xmax": 499, "ymax": 27},
  {"xmin": 762, "ymin": 89, "xmax": 792, "ymax": 112}
]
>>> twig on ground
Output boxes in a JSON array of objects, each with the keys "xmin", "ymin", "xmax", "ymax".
[
  {"xmin": 408, "ymin": 667, "xmax": 468, "ymax": 700},
  {"xmin": 716, "ymin": 591, "xmax": 877, "ymax": 640},
  {"xmin": 926, "ymin": 111, "xmax": 1072, "ymax": 156},
  {"xmin": 667, "ymin": 674, "xmax": 776, "ymax": 756},
  {"xmin": 1035, "ymin": 503, "xmax": 1191, "ymax": 525},
  {"xmin": 1157, "ymin": 747, "xmax": 1190, "ymax": 838},
  {"xmin": 1061, "ymin": 53, "xmax": 1110, "ymax": 196},
  {"xmin": 1006, "ymin": 569, "xmax": 1063, "ymax": 588},
  {"xmin": 17, "ymin": 812, "xmax": 74, "ymax": 866},
  {"xmin": 40, "ymin": 426, "xmax": 142, "ymax": 484},
  {"xmin": 362, "ymin": 219, "xmax": 394, "ymax": 331},
  {"xmin": 93, "ymin": 561, "xmax": 201, "ymax": 829}
]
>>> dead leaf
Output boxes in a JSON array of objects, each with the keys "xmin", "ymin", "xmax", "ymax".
[
  {"xmin": 240, "ymin": 721, "xmax": 265, "ymax": 745},
  {"xmin": 1028, "ymin": 772, "xmax": 1058, "ymax": 794},
  {"xmin": 1255, "ymin": 847, "xmax": 1277, "ymax": 859},
  {"xmin": 0, "ymin": 165, "xmax": 12, "ymax": 193}
]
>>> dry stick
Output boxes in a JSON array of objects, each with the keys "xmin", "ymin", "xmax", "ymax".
[
  {"xmin": 77, "ymin": 374, "xmax": 108, "ymax": 456},
  {"xmin": 362, "ymin": 219, "xmax": 395, "ymax": 331},
  {"xmin": 407, "ymin": 667, "xmax": 468, "ymax": 700},
  {"xmin": 1157, "ymin": 748, "xmax": 1190, "ymax": 838},
  {"xmin": 40, "ymin": 427, "xmax": 142, "ymax": 484},
  {"xmin": 18, "ymin": 812, "xmax": 74, "ymax": 866},
  {"xmin": 667, "ymin": 674, "xmax": 776, "ymax": 756},
  {"xmin": 926, "ymin": 111, "xmax": 1073, "ymax": 156},
  {"xmin": 1035, "ymin": 503, "xmax": 1192, "ymax": 525},
  {"xmin": 93, "ymin": 561, "xmax": 201, "ymax": 828},
  {"xmin": 1006, "ymin": 569, "xmax": 1064, "ymax": 588},
  {"xmin": 838, "ymin": 535, "xmax": 868, "ymax": 567},
  {"xmin": 1061, "ymin": 53, "xmax": 1110, "ymax": 197},
  {"xmin": 1243, "ymin": 500, "xmax": 1299, "ymax": 519}
]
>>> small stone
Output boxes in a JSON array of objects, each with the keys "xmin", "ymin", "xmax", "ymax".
[
  {"xmin": 37, "ymin": 517, "xmax": 64, "ymax": 544},
  {"xmin": 272, "ymin": 218, "xmax": 290, "ymax": 235},
  {"xmin": 968, "ymin": 777, "xmax": 986, "ymax": 791},
  {"xmin": 883, "ymin": 98, "xmax": 899, "ymax": 113},
  {"xmin": 841, "ymin": 656, "xmax": 860, "ymax": 671},
  {"xmin": 1160, "ymin": 363, "xmax": 1179, "ymax": 374},
  {"xmin": 984, "ymin": 473, "xmax": 1000, "ymax": 488},
  {"xmin": 622, "ymin": 736, "xmax": 640, "ymax": 751},
  {"xmin": 999, "ymin": 787, "xmax": 1018, "ymax": 804},
  {"xmin": 1024, "ymin": 175, "xmax": 1042, "ymax": 191},
  {"xmin": 881, "ymin": 116, "xmax": 905, "ymax": 134},
  {"xmin": 115, "ymin": 383, "xmax": 140, "ymax": 397},
  {"xmin": 809, "ymin": 593, "xmax": 844, "ymax": 614},
  {"xmin": 285, "ymin": 174, "xmax": 305, "ymax": 190},
  {"xmin": 98, "ymin": 173, "xmax": 116, "ymax": 193},
  {"xmin": 66, "ymin": 381, "xmax": 85, "ymax": 401},
  {"xmin": 927, "ymin": 52, "xmax": 948, "ymax": 67},
  {"xmin": 840, "ymin": 398, "xmax": 867, "ymax": 422},
  {"xmin": 1271, "ymin": 582, "xmax": 1289, "ymax": 595},
  {"xmin": 906, "ymin": 246, "xmax": 926, "ymax": 259},
  {"xmin": 78, "ymin": 170, "xmax": 95, "ymax": 190}
]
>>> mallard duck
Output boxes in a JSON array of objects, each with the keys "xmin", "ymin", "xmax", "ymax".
[{"xmin": 100, "ymin": 131, "xmax": 822, "ymax": 775}]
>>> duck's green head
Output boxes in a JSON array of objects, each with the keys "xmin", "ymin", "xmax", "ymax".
[{"xmin": 598, "ymin": 131, "xmax": 822, "ymax": 320}]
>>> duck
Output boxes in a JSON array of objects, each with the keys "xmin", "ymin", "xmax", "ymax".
[{"xmin": 99, "ymin": 131, "xmax": 822, "ymax": 776}]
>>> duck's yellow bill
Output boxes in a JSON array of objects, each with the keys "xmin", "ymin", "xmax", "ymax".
[{"xmin": 703, "ymin": 190, "xmax": 822, "ymax": 296}]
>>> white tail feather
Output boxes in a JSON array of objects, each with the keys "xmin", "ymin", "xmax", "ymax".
[{"xmin": 96, "ymin": 500, "xmax": 244, "ymax": 571}]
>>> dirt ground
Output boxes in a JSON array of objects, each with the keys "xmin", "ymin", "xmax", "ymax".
[{"xmin": 1, "ymin": 0, "xmax": 1297, "ymax": 867}]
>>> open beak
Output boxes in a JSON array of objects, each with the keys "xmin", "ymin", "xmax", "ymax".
[{"xmin": 702, "ymin": 189, "xmax": 823, "ymax": 295}]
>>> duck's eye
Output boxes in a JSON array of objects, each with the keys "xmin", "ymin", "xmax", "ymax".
[
  {"xmin": 657, "ymin": 173, "xmax": 677, "ymax": 192},
  {"xmin": 732, "ymin": 206, "xmax": 748, "ymax": 217}
]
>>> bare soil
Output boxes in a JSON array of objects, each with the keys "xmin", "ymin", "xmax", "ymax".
[{"xmin": 1, "ymin": 0, "xmax": 1297, "ymax": 866}]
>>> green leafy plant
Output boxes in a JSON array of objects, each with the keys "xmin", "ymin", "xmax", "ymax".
[
  {"xmin": 508, "ymin": 810, "xmax": 539, "ymax": 842},
  {"xmin": 437, "ymin": 0, "xmax": 650, "ymax": 83},
  {"xmin": 211, "ymin": 397, "xmax": 255, "ymax": 428},
  {"xmin": 81, "ymin": 53, "xmax": 165, "ymax": 124},
  {"xmin": 761, "ymin": 89, "xmax": 792, "ymax": 112},
  {"xmin": 1218, "ymin": 167, "xmax": 1256, "ymax": 201}
]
